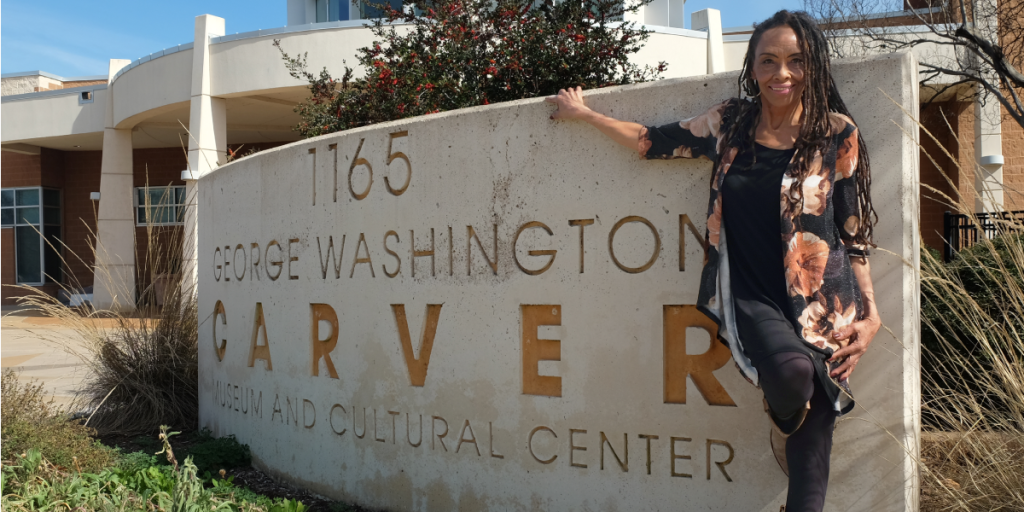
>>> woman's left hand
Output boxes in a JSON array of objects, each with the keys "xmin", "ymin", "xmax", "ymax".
[{"xmin": 828, "ymin": 315, "xmax": 881, "ymax": 381}]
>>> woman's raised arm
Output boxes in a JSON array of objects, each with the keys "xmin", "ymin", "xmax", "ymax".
[
  {"xmin": 545, "ymin": 86, "xmax": 643, "ymax": 151},
  {"xmin": 547, "ymin": 86, "xmax": 729, "ymax": 162}
]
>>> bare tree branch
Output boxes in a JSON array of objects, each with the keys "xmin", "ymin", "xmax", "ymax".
[{"xmin": 805, "ymin": 0, "xmax": 1024, "ymax": 130}]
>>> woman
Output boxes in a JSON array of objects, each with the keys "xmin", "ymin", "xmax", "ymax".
[{"xmin": 546, "ymin": 10, "xmax": 881, "ymax": 512}]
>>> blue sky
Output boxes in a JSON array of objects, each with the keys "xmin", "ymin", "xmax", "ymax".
[{"xmin": 1, "ymin": 0, "xmax": 798, "ymax": 77}]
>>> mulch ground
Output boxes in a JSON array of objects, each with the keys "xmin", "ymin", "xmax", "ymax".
[{"xmin": 226, "ymin": 466, "xmax": 359, "ymax": 512}]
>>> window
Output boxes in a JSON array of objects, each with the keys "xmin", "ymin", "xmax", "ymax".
[
  {"xmin": 79, "ymin": 91, "xmax": 94, "ymax": 105},
  {"xmin": 316, "ymin": 0, "xmax": 349, "ymax": 21},
  {"xmin": 1, "ymin": 187, "xmax": 62, "ymax": 285},
  {"xmin": 134, "ymin": 186, "xmax": 186, "ymax": 226},
  {"xmin": 359, "ymin": 0, "xmax": 403, "ymax": 19}
]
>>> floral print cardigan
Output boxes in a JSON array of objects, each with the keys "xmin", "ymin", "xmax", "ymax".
[{"xmin": 639, "ymin": 99, "xmax": 868, "ymax": 414}]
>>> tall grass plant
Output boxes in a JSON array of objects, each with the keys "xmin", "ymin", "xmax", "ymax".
[
  {"xmin": 8, "ymin": 176, "xmax": 199, "ymax": 436},
  {"xmin": 909, "ymin": 104, "xmax": 1024, "ymax": 510}
]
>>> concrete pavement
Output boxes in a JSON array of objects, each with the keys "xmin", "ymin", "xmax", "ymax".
[{"xmin": 1, "ymin": 306, "xmax": 93, "ymax": 411}]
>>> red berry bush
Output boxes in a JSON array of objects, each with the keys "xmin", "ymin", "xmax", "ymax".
[{"xmin": 275, "ymin": 0, "xmax": 665, "ymax": 138}]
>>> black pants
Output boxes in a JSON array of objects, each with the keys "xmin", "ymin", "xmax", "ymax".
[{"xmin": 757, "ymin": 352, "xmax": 838, "ymax": 512}]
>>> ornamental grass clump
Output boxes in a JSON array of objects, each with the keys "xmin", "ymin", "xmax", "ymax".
[
  {"xmin": 918, "ymin": 231, "xmax": 1024, "ymax": 510},
  {"xmin": 911, "ymin": 113, "xmax": 1024, "ymax": 510},
  {"xmin": 10, "ymin": 177, "xmax": 199, "ymax": 436},
  {"xmin": 15, "ymin": 264, "xmax": 199, "ymax": 437},
  {"xmin": 276, "ymin": 0, "xmax": 665, "ymax": 138}
]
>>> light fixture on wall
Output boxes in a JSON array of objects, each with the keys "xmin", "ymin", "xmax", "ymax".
[{"xmin": 980, "ymin": 155, "xmax": 1004, "ymax": 167}]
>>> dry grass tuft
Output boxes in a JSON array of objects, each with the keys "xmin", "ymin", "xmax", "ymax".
[
  {"xmin": 909, "ymin": 107, "xmax": 1024, "ymax": 511},
  {"xmin": 8, "ymin": 179, "xmax": 199, "ymax": 436}
]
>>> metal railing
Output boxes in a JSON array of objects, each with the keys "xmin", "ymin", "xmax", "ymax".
[{"xmin": 943, "ymin": 210, "xmax": 1024, "ymax": 262}]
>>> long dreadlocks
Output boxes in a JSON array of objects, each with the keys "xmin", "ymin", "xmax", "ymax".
[{"xmin": 720, "ymin": 10, "xmax": 877, "ymax": 249}]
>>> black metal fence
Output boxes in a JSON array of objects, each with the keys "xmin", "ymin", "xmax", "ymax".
[{"xmin": 943, "ymin": 210, "xmax": 1024, "ymax": 262}]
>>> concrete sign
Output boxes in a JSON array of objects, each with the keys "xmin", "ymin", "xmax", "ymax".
[{"xmin": 198, "ymin": 52, "xmax": 920, "ymax": 511}]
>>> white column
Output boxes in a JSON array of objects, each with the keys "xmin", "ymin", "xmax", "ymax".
[
  {"xmin": 92, "ymin": 59, "xmax": 135, "ymax": 311},
  {"xmin": 287, "ymin": 0, "xmax": 317, "ymax": 25},
  {"xmin": 974, "ymin": 98, "xmax": 1004, "ymax": 212},
  {"xmin": 644, "ymin": 0, "xmax": 668, "ymax": 26},
  {"xmin": 623, "ymin": 2, "xmax": 645, "ymax": 25},
  {"xmin": 667, "ymin": 0, "xmax": 686, "ymax": 29},
  {"xmin": 692, "ymin": 9, "xmax": 724, "ymax": 74},
  {"xmin": 181, "ymin": 15, "xmax": 227, "ymax": 298},
  {"xmin": 972, "ymin": 0, "xmax": 1003, "ymax": 213}
]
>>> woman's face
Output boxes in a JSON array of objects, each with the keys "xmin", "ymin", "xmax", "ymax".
[{"xmin": 751, "ymin": 26, "xmax": 806, "ymax": 111}]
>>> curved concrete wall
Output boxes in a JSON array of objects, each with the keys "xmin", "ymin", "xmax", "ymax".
[
  {"xmin": 210, "ymin": 25, "xmax": 401, "ymax": 98},
  {"xmin": 723, "ymin": 39, "xmax": 749, "ymax": 71},
  {"xmin": 2, "ymin": 23, "xmax": 716, "ymax": 146},
  {"xmin": 0, "ymin": 88, "xmax": 107, "ymax": 140},
  {"xmin": 112, "ymin": 50, "xmax": 193, "ymax": 128},
  {"xmin": 634, "ymin": 31, "xmax": 709, "ymax": 78},
  {"xmin": 198, "ymin": 52, "xmax": 920, "ymax": 511}
]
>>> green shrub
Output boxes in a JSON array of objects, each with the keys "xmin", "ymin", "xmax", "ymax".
[
  {"xmin": 184, "ymin": 429, "xmax": 252, "ymax": 475},
  {"xmin": 2, "ymin": 445, "xmax": 304, "ymax": 511},
  {"xmin": 0, "ymin": 369, "xmax": 117, "ymax": 473},
  {"xmin": 276, "ymin": 0, "xmax": 664, "ymax": 138}
]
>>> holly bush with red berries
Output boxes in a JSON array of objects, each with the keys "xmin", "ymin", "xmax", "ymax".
[{"xmin": 275, "ymin": 0, "xmax": 665, "ymax": 138}]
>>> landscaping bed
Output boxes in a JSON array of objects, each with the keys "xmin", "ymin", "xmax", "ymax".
[{"xmin": 0, "ymin": 369, "xmax": 370, "ymax": 512}]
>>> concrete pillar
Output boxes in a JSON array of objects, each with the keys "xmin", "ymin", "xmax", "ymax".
[
  {"xmin": 92, "ymin": 58, "xmax": 135, "ymax": 311},
  {"xmin": 287, "ymin": 0, "xmax": 317, "ymax": 26},
  {"xmin": 974, "ymin": 98, "xmax": 1004, "ymax": 212},
  {"xmin": 972, "ymin": 0, "xmax": 1003, "ymax": 213},
  {"xmin": 623, "ymin": 3, "xmax": 645, "ymax": 25},
  {"xmin": 181, "ymin": 15, "xmax": 227, "ymax": 298},
  {"xmin": 667, "ymin": 0, "xmax": 685, "ymax": 28},
  {"xmin": 692, "ymin": 9, "xmax": 724, "ymax": 74},
  {"xmin": 644, "ymin": 0, "xmax": 668, "ymax": 26}
]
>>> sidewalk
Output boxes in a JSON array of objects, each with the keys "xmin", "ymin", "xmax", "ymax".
[{"xmin": 1, "ymin": 306, "xmax": 93, "ymax": 411}]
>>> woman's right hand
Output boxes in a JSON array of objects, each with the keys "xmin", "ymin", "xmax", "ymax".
[
  {"xmin": 545, "ymin": 86, "xmax": 593, "ymax": 121},
  {"xmin": 545, "ymin": 86, "xmax": 643, "ymax": 151}
]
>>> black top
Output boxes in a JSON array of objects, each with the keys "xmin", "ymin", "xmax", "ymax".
[{"xmin": 721, "ymin": 143, "xmax": 803, "ymax": 365}]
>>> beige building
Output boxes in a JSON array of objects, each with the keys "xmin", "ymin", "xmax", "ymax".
[{"xmin": 0, "ymin": 0, "xmax": 1015, "ymax": 307}]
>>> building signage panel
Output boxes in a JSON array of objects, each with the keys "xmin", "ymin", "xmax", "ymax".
[{"xmin": 199, "ymin": 52, "xmax": 920, "ymax": 511}]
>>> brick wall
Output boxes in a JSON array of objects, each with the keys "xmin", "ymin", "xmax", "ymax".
[
  {"xmin": 1002, "ymin": 109, "xmax": 1024, "ymax": 210},
  {"xmin": 133, "ymin": 147, "xmax": 187, "ymax": 301},
  {"xmin": 1, "ymin": 151, "xmax": 43, "ymax": 187},
  {"xmin": 129, "ymin": 143, "xmax": 291, "ymax": 302},
  {"xmin": 62, "ymin": 151, "xmax": 103, "ymax": 291},
  {"xmin": 1, "ymin": 229, "xmax": 15, "ymax": 296},
  {"xmin": 41, "ymin": 148, "xmax": 66, "ymax": 189},
  {"xmin": 918, "ymin": 101, "xmax": 966, "ymax": 251},
  {"xmin": 2, "ymin": 141, "xmax": 320, "ymax": 304},
  {"xmin": 1, "ymin": 77, "xmax": 107, "ymax": 96},
  {"xmin": 0, "ymin": 149, "xmax": 72, "ymax": 304},
  {"xmin": 63, "ymin": 80, "xmax": 107, "ymax": 89},
  {"xmin": 956, "ymin": 103, "xmax": 977, "ymax": 210},
  {"xmin": 1, "ymin": 151, "xmax": 42, "ymax": 304}
]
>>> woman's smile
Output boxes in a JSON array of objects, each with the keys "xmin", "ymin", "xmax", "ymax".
[{"xmin": 753, "ymin": 27, "xmax": 806, "ymax": 110}]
